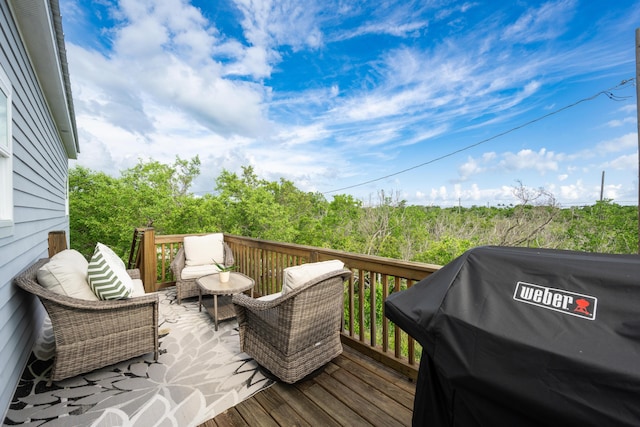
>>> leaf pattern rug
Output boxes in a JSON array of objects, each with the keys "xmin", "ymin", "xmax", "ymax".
[{"xmin": 3, "ymin": 288, "xmax": 274, "ymax": 427}]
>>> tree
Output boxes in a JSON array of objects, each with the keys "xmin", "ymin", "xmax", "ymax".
[
  {"xmin": 69, "ymin": 166, "xmax": 130, "ymax": 257},
  {"xmin": 565, "ymin": 200, "xmax": 638, "ymax": 253},
  {"xmin": 215, "ymin": 167, "xmax": 297, "ymax": 241},
  {"xmin": 69, "ymin": 156, "xmax": 203, "ymax": 258},
  {"xmin": 120, "ymin": 156, "xmax": 202, "ymax": 233},
  {"xmin": 495, "ymin": 181, "xmax": 560, "ymax": 247},
  {"xmin": 357, "ymin": 190, "xmax": 409, "ymax": 258},
  {"xmin": 69, "ymin": 159, "xmax": 638, "ymax": 266},
  {"xmin": 315, "ymin": 194, "xmax": 363, "ymax": 252}
]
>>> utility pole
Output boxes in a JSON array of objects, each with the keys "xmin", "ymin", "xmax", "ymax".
[
  {"xmin": 600, "ymin": 171, "xmax": 605, "ymax": 201},
  {"xmin": 636, "ymin": 28, "xmax": 640, "ymax": 254}
]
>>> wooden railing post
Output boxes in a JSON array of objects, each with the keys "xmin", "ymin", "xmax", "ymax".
[
  {"xmin": 48, "ymin": 230, "xmax": 67, "ymax": 257},
  {"xmin": 140, "ymin": 228, "xmax": 157, "ymax": 292}
]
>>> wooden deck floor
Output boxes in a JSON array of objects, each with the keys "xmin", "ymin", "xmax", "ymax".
[{"xmin": 200, "ymin": 345, "xmax": 416, "ymax": 426}]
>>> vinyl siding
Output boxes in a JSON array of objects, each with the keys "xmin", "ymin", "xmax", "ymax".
[{"xmin": 0, "ymin": 0, "xmax": 71, "ymax": 419}]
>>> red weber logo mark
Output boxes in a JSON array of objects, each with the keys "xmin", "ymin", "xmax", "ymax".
[{"xmin": 513, "ymin": 282, "xmax": 597, "ymax": 320}]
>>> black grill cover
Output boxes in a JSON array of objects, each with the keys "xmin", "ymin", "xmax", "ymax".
[{"xmin": 385, "ymin": 246, "xmax": 640, "ymax": 427}]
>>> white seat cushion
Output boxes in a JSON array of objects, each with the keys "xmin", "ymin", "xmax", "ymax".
[
  {"xmin": 183, "ymin": 233, "xmax": 225, "ymax": 266},
  {"xmin": 37, "ymin": 249, "xmax": 98, "ymax": 301},
  {"xmin": 180, "ymin": 264, "xmax": 222, "ymax": 280},
  {"xmin": 282, "ymin": 260, "xmax": 345, "ymax": 294}
]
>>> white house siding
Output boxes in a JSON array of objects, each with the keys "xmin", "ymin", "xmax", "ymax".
[{"xmin": 0, "ymin": 0, "xmax": 76, "ymax": 419}]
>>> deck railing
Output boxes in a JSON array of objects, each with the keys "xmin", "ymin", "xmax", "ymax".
[{"xmin": 136, "ymin": 227, "xmax": 441, "ymax": 380}]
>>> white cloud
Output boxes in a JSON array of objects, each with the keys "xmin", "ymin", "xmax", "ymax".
[
  {"xmin": 605, "ymin": 153, "xmax": 638, "ymax": 171},
  {"xmin": 458, "ymin": 157, "xmax": 485, "ymax": 181},
  {"xmin": 618, "ymin": 104, "xmax": 636, "ymax": 114},
  {"xmin": 67, "ymin": 0, "xmax": 273, "ymax": 170},
  {"xmin": 224, "ymin": 45, "xmax": 273, "ymax": 78},
  {"xmin": 602, "ymin": 183, "xmax": 624, "ymax": 200},
  {"xmin": 499, "ymin": 148, "xmax": 560, "ymax": 174},
  {"xmin": 606, "ymin": 117, "xmax": 636, "ymax": 128},
  {"xmin": 430, "ymin": 186, "xmax": 448, "ymax": 200},
  {"xmin": 277, "ymin": 123, "xmax": 330, "ymax": 146},
  {"xmin": 391, "ymin": 126, "xmax": 449, "ymax": 148},
  {"xmin": 457, "ymin": 148, "xmax": 560, "ymax": 183},
  {"xmin": 560, "ymin": 179, "xmax": 586, "ymax": 200},
  {"xmin": 426, "ymin": 182, "xmax": 521, "ymax": 206},
  {"xmin": 60, "ymin": 0, "xmax": 639, "ymax": 208},
  {"xmin": 596, "ymin": 133, "xmax": 637, "ymax": 153},
  {"xmin": 332, "ymin": 0, "xmax": 431, "ymax": 42},
  {"xmin": 233, "ymin": 0, "xmax": 324, "ymax": 50},
  {"xmin": 336, "ymin": 19, "xmax": 428, "ymax": 41},
  {"xmin": 501, "ymin": 0, "xmax": 576, "ymax": 43}
]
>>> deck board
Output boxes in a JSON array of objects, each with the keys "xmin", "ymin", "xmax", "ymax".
[
  {"xmin": 234, "ymin": 397, "xmax": 280, "ymax": 427},
  {"xmin": 200, "ymin": 346, "xmax": 416, "ymax": 426},
  {"xmin": 332, "ymin": 351, "xmax": 415, "ymax": 409},
  {"xmin": 313, "ymin": 371, "xmax": 398, "ymax": 427},
  {"xmin": 329, "ymin": 369, "xmax": 413, "ymax": 426},
  {"xmin": 269, "ymin": 382, "xmax": 342, "ymax": 427},
  {"xmin": 253, "ymin": 388, "xmax": 311, "ymax": 427}
]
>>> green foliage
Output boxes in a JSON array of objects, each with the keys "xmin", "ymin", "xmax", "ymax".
[
  {"xmin": 69, "ymin": 156, "xmax": 204, "ymax": 258},
  {"xmin": 69, "ymin": 158, "xmax": 639, "ymax": 265},
  {"xmin": 214, "ymin": 166, "xmax": 324, "ymax": 242},
  {"xmin": 563, "ymin": 200, "xmax": 639, "ymax": 254},
  {"xmin": 312, "ymin": 194, "xmax": 363, "ymax": 251},
  {"xmin": 415, "ymin": 236, "xmax": 480, "ymax": 266},
  {"xmin": 69, "ymin": 166, "xmax": 129, "ymax": 258}
]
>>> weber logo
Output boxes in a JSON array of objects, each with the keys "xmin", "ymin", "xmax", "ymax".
[{"xmin": 513, "ymin": 282, "xmax": 597, "ymax": 320}]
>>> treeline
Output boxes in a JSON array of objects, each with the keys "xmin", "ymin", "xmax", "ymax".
[{"xmin": 69, "ymin": 156, "xmax": 639, "ymax": 264}]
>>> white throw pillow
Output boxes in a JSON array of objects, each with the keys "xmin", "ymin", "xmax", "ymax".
[
  {"xmin": 183, "ymin": 233, "xmax": 225, "ymax": 266},
  {"xmin": 95, "ymin": 242, "xmax": 126, "ymax": 271},
  {"xmin": 87, "ymin": 243, "xmax": 134, "ymax": 300},
  {"xmin": 130, "ymin": 279, "xmax": 146, "ymax": 298},
  {"xmin": 282, "ymin": 260, "xmax": 345, "ymax": 294},
  {"xmin": 37, "ymin": 249, "xmax": 98, "ymax": 301}
]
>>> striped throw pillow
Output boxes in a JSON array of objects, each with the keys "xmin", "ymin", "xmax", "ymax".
[{"xmin": 87, "ymin": 243, "xmax": 133, "ymax": 300}]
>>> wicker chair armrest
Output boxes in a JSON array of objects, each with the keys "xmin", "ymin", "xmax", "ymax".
[
  {"xmin": 232, "ymin": 292, "xmax": 281, "ymax": 311},
  {"xmin": 127, "ymin": 268, "xmax": 141, "ymax": 280},
  {"xmin": 37, "ymin": 285, "xmax": 159, "ymax": 311},
  {"xmin": 170, "ymin": 247, "xmax": 186, "ymax": 277},
  {"xmin": 65, "ymin": 292, "xmax": 159, "ymax": 310}
]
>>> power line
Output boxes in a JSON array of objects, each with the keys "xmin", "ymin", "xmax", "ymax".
[{"xmin": 322, "ymin": 78, "xmax": 636, "ymax": 195}]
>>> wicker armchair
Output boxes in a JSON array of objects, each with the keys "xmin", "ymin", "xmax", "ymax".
[
  {"xmin": 232, "ymin": 268, "xmax": 352, "ymax": 383},
  {"xmin": 170, "ymin": 243, "xmax": 234, "ymax": 304},
  {"xmin": 14, "ymin": 258, "xmax": 159, "ymax": 383}
]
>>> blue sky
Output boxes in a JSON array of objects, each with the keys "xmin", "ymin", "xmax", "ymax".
[{"xmin": 59, "ymin": 0, "xmax": 639, "ymax": 207}]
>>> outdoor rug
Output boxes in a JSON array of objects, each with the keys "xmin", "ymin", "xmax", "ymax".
[{"xmin": 3, "ymin": 288, "xmax": 274, "ymax": 427}]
